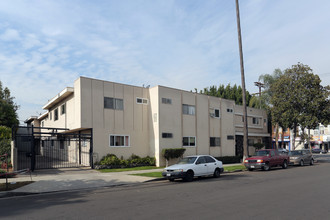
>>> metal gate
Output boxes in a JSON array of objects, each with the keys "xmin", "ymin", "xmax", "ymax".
[{"xmin": 13, "ymin": 126, "xmax": 93, "ymax": 171}]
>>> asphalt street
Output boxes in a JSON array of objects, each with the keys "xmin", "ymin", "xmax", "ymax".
[{"xmin": 1, "ymin": 159, "xmax": 330, "ymax": 220}]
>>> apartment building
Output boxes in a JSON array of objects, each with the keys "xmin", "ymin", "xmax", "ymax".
[{"xmin": 26, "ymin": 77, "xmax": 270, "ymax": 166}]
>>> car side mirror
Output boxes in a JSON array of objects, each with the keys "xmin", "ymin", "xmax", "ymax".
[{"xmin": 195, "ymin": 161, "xmax": 200, "ymax": 165}]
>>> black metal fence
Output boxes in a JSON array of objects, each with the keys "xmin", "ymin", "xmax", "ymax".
[{"xmin": 13, "ymin": 126, "xmax": 93, "ymax": 171}]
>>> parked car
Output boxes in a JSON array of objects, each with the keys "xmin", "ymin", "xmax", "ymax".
[
  {"xmin": 162, "ymin": 155, "xmax": 224, "ymax": 182},
  {"xmin": 288, "ymin": 150, "xmax": 314, "ymax": 166},
  {"xmin": 312, "ymin": 148, "xmax": 322, "ymax": 154},
  {"xmin": 244, "ymin": 149, "xmax": 290, "ymax": 171},
  {"xmin": 278, "ymin": 148, "xmax": 289, "ymax": 155}
]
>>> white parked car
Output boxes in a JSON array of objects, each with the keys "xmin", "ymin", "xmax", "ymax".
[{"xmin": 162, "ymin": 155, "xmax": 224, "ymax": 182}]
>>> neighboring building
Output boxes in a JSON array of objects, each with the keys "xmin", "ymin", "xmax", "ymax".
[
  {"xmin": 272, "ymin": 127, "xmax": 291, "ymax": 150},
  {"xmin": 26, "ymin": 77, "xmax": 270, "ymax": 167},
  {"xmin": 272, "ymin": 125, "xmax": 330, "ymax": 152}
]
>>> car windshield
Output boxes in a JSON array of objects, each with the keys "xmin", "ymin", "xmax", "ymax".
[
  {"xmin": 289, "ymin": 151, "xmax": 302, "ymax": 156},
  {"xmin": 255, "ymin": 150, "xmax": 270, "ymax": 156},
  {"xmin": 178, "ymin": 157, "xmax": 197, "ymax": 164}
]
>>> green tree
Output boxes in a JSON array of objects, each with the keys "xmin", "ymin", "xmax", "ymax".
[
  {"xmin": 257, "ymin": 68, "xmax": 283, "ymax": 148},
  {"xmin": 0, "ymin": 81, "xmax": 19, "ymax": 128},
  {"xmin": 270, "ymin": 63, "xmax": 330, "ymax": 149},
  {"xmin": 0, "ymin": 126, "xmax": 11, "ymax": 156},
  {"xmin": 198, "ymin": 83, "xmax": 252, "ymax": 106}
]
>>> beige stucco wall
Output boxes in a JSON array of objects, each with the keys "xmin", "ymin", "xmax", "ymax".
[
  {"xmin": 30, "ymin": 76, "xmax": 270, "ymax": 167},
  {"xmin": 78, "ymin": 77, "xmax": 150, "ymax": 162}
]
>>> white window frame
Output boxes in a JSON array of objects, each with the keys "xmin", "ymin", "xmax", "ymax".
[
  {"xmin": 183, "ymin": 136, "xmax": 196, "ymax": 147},
  {"xmin": 183, "ymin": 104, "xmax": 195, "ymax": 115},
  {"xmin": 104, "ymin": 97, "xmax": 124, "ymax": 110},
  {"xmin": 109, "ymin": 135, "xmax": 130, "ymax": 147},
  {"xmin": 210, "ymin": 137, "xmax": 221, "ymax": 147},
  {"xmin": 136, "ymin": 97, "xmax": 148, "ymax": 105}
]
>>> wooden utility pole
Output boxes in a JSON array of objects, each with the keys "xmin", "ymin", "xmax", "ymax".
[{"xmin": 235, "ymin": 0, "xmax": 249, "ymax": 159}]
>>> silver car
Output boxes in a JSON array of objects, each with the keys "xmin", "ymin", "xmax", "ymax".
[{"xmin": 289, "ymin": 150, "xmax": 314, "ymax": 166}]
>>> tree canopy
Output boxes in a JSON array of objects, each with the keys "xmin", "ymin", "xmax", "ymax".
[
  {"xmin": 270, "ymin": 63, "xmax": 330, "ymax": 148},
  {"xmin": 196, "ymin": 83, "xmax": 252, "ymax": 106},
  {"xmin": 0, "ymin": 81, "xmax": 19, "ymax": 128}
]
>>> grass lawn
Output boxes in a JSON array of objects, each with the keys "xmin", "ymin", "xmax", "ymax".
[
  {"xmin": 131, "ymin": 172, "xmax": 163, "ymax": 178},
  {"xmin": 97, "ymin": 166, "xmax": 162, "ymax": 173},
  {"xmin": 0, "ymin": 181, "xmax": 34, "ymax": 191},
  {"xmin": 129, "ymin": 165, "xmax": 247, "ymax": 178},
  {"xmin": 224, "ymin": 165, "xmax": 246, "ymax": 172}
]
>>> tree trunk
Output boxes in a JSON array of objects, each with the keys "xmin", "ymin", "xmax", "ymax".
[
  {"xmin": 281, "ymin": 127, "xmax": 285, "ymax": 149},
  {"xmin": 275, "ymin": 124, "xmax": 279, "ymax": 149},
  {"xmin": 308, "ymin": 129, "xmax": 311, "ymax": 151},
  {"xmin": 293, "ymin": 125, "xmax": 297, "ymax": 150}
]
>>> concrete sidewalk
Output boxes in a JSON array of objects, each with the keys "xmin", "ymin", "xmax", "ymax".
[{"xmin": 0, "ymin": 163, "xmax": 243, "ymax": 197}]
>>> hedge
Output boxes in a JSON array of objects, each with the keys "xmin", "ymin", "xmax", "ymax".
[
  {"xmin": 215, "ymin": 156, "xmax": 242, "ymax": 164},
  {"xmin": 95, "ymin": 154, "xmax": 156, "ymax": 169}
]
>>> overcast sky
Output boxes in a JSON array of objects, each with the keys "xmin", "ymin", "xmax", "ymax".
[{"xmin": 0, "ymin": 0, "xmax": 329, "ymax": 124}]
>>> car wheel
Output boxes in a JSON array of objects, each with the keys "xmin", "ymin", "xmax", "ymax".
[
  {"xmin": 310, "ymin": 159, "xmax": 314, "ymax": 166},
  {"xmin": 213, "ymin": 168, "xmax": 221, "ymax": 178},
  {"xmin": 282, "ymin": 160, "xmax": 288, "ymax": 169},
  {"xmin": 184, "ymin": 170, "xmax": 194, "ymax": 182},
  {"xmin": 263, "ymin": 163, "xmax": 270, "ymax": 171},
  {"xmin": 248, "ymin": 168, "xmax": 254, "ymax": 171},
  {"xmin": 300, "ymin": 160, "xmax": 304, "ymax": 166}
]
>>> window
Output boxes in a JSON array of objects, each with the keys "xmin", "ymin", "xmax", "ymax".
[
  {"xmin": 214, "ymin": 109, "xmax": 220, "ymax": 118},
  {"xmin": 110, "ymin": 135, "xmax": 130, "ymax": 147},
  {"xmin": 41, "ymin": 121, "xmax": 44, "ymax": 127},
  {"xmin": 136, "ymin": 97, "xmax": 148, "ymax": 105},
  {"xmin": 104, "ymin": 97, "xmax": 124, "ymax": 110},
  {"xmin": 248, "ymin": 139, "xmax": 254, "ymax": 146},
  {"xmin": 61, "ymin": 104, "xmax": 66, "ymax": 115},
  {"xmin": 210, "ymin": 137, "xmax": 221, "ymax": 147},
  {"xmin": 253, "ymin": 117, "xmax": 260, "ymax": 125},
  {"xmin": 162, "ymin": 133, "xmax": 173, "ymax": 138},
  {"xmin": 54, "ymin": 108, "xmax": 58, "ymax": 121},
  {"xmin": 211, "ymin": 109, "xmax": 220, "ymax": 118},
  {"xmin": 183, "ymin": 104, "xmax": 195, "ymax": 115},
  {"xmin": 227, "ymin": 135, "xmax": 234, "ymax": 140},
  {"xmin": 49, "ymin": 112, "xmax": 52, "ymax": 120},
  {"xmin": 162, "ymin": 98, "xmax": 172, "ymax": 104},
  {"xmin": 196, "ymin": 156, "xmax": 206, "ymax": 164},
  {"xmin": 183, "ymin": 136, "xmax": 196, "ymax": 146},
  {"xmin": 227, "ymin": 108, "xmax": 233, "ymax": 113},
  {"xmin": 205, "ymin": 156, "xmax": 216, "ymax": 163}
]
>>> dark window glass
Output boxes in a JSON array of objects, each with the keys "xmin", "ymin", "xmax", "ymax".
[
  {"xmin": 205, "ymin": 156, "xmax": 216, "ymax": 163},
  {"xmin": 196, "ymin": 157, "xmax": 206, "ymax": 164},
  {"xmin": 61, "ymin": 104, "xmax": 66, "ymax": 115},
  {"xmin": 162, "ymin": 133, "xmax": 173, "ymax": 138},
  {"xmin": 104, "ymin": 97, "xmax": 114, "ymax": 109},
  {"xmin": 54, "ymin": 108, "xmax": 58, "ymax": 121},
  {"xmin": 215, "ymin": 109, "xmax": 220, "ymax": 118},
  {"xmin": 210, "ymin": 137, "xmax": 220, "ymax": 146},
  {"xmin": 227, "ymin": 135, "xmax": 234, "ymax": 140}
]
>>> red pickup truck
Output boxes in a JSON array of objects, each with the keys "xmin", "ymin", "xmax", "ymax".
[{"xmin": 244, "ymin": 149, "xmax": 290, "ymax": 171}]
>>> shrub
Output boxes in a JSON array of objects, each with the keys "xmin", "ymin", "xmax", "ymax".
[
  {"xmin": 162, "ymin": 148, "xmax": 186, "ymax": 166},
  {"xmin": 99, "ymin": 154, "xmax": 121, "ymax": 166},
  {"xmin": 96, "ymin": 154, "xmax": 156, "ymax": 168},
  {"xmin": 0, "ymin": 139, "xmax": 11, "ymax": 156},
  {"xmin": 253, "ymin": 143, "xmax": 264, "ymax": 150}
]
